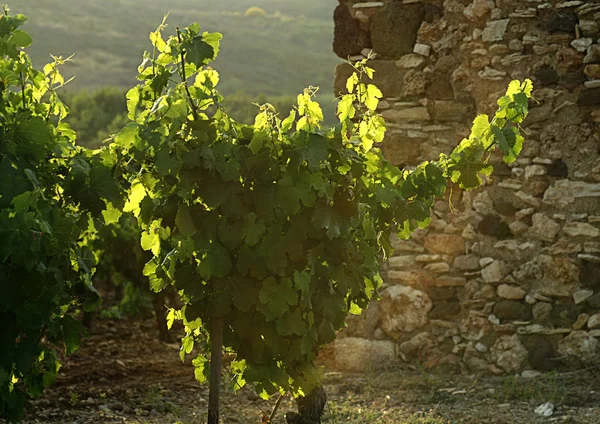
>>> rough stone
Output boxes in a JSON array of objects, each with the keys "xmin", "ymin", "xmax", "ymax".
[
  {"xmin": 534, "ymin": 65, "xmax": 559, "ymax": 86},
  {"xmin": 402, "ymin": 70, "xmax": 428, "ymax": 97},
  {"xmin": 423, "ymin": 234, "xmax": 465, "ymax": 256},
  {"xmin": 382, "ymin": 132, "xmax": 422, "ymax": 166},
  {"xmin": 563, "ymin": 222, "xmax": 600, "ymax": 238},
  {"xmin": 528, "ymin": 213, "xmax": 560, "ymax": 243},
  {"xmin": 571, "ymin": 38, "xmax": 593, "ymax": 53},
  {"xmin": 381, "ymin": 107, "xmax": 431, "ymax": 122},
  {"xmin": 478, "ymin": 215, "xmax": 511, "ymax": 239},
  {"xmin": 573, "ymin": 289, "xmax": 594, "ymax": 305},
  {"xmin": 558, "ymin": 331, "xmax": 600, "ymax": 367},
  {"xmin": 387, "ymin": 270, "xmax": 435, "ymax": 287},
  {"xmin": 453, "ymin": 255, "xmax": 481, "ymax": 271},
  {"xmin": 482, "ymin": 19, "xmax": 510, "ymax": 42},
  {"xmin": 333, "ymin": 5, "xmax": 371, "ymax": 58},
  {"xmin": 430, "ymin": 302, "xmax": 461, "ymax": 319},
  {"xmin": 491, "ymin": 335, "xmax": 529, "ymax": 373},
  {"xmin": 522, "ymin": 336, "xmax": 560, "ymax": 371},
  {"xmin": 584, "ymin": 64, "xmax": 600, "ymax": 79},
  {"xmin": 344, "ymin": 300, "xmax": 381, "ymax": 339},
  {"xmin": 424, "ymin": 262, "xmax": 451, "ymax": 273},
  {"xmin": 525, "ymin": 164, "xmax": 547, "ymax": 179},
  {"xmin": 370, "ymin": 3, "xmax": 425, "ymax": 59},
  {"xmin": 510, "ymin": 221, "xmax": 530, "ymax": 236},
  {"xmin": 573, "ymin": 313, "xmax": 590, "ymax": 330},
  {"xmin": 551, "ymin": 302, "xmax": 584, "ymax": 328},
  {"xmin": 464, "ymin": 0, "xmax": 494, "ymax": 21},
  {"xmin": 427, "ymin": 287, "xmax": 457, "ymax": 301},
  {"xmin": 494, "ymin": 198, "xmax": 518, "ymax": 216},
  {"xmin": 399, "ymin": 332, "xmax": 432, "ymax": 355},
  {"xmin": 472, "ymin": 191, "xmax": 495, "ymax": 215},
  {"xmin": 334, "ymin": 337, "xmax": 397, "ymax": 372},
  {"xmin": 497, "ymin": 284, "xmax": 527, "ymax": 300},
  {"xmin": 396, "ymin": 54, "xmax": 427, "ymax": 70},
  {"xmin": 494, "ymin": 301, "xmax": 532, "ymax": 321},
  {"xmin": 413, "ymin": 43, "xmax": 431, "ymax": 57},
  {"xmin": 388, "ymin": 255, "xmax": 416, "ymax": 269},
  {"xmin": 481, "ymin": 260, "xmax": 507, "ymax": 283},
  {"xmin": 532, "ymin": 255, "xmax": 580, "ymax": 298},
  {"xmin": 584, "ymin": 45, "xmax": 600, "ymax": 64},
  {"xmin": 581, "ymin": 261, "xmax": 600, "ymax": 289},
  {"xmin": 380, "ymin": 285, "xmax": 433, "ymax": 338},
  {"xmin": 533, "ymin": 302, "xmax": 552, "ymax": 323},
  {"xmin": 434, "ymin": 276, "xmax": 468, "ymax": 287},
  {"xmin": 588, "ymin": 313, "xmax": 600, "ymax": 329},
  {"xmin": 543, "ymin": 180, "xmax": 600, "ymax": 208},
  {"xmin": 578, "ymin": 88, "xmax": 600, "ymax": 106},
  {"xmin": 579, "ymin": 20, "xmax": 599, "ymax": 37},
  {"xmin": 433, "ymin": 100, "xmax": 473, "ymax": 122},
  {"xmin": 545, "ymin": 12, "xmax": 578, "ymax": 34},
  {"xmin": 426, "ymin": 75, "xmax": 455, "ymax": 100}
]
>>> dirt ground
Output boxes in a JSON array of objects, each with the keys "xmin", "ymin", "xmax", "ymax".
[{"xmin": 14, "ymin": 316, "xmax": 600, "ymax": 424}]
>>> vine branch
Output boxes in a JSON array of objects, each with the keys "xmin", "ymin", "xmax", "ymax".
[{"xmin": 176, "ymin": 26, "xmax": 199, "ymax": 121}]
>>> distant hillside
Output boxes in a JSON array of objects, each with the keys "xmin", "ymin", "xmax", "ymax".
[{"xmin": 17, "ymin": 0, "xmax": 339, "ymax": 101}]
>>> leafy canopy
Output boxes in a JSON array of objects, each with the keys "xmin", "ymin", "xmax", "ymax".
[
  {"xmin": 0, "ymin": 8, "xmax": 122, "ymax": 422},
  {"xmin": 111, "ymin": 20, "xmax": 533, "ymax": 400}
]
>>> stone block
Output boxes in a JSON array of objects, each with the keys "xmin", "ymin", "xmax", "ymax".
[
  {"xmin": 370, "ymin": 3, "xmax": 425, "ymax": 59},
  {"xmin": 494, "ymin": 300, "xmax": 532, "ymax": 321},
  {"xmin": 497, "ymin": 284, "xmax": 527, "ymax": 300},
  {"xmin": 528, "ymin": 213, "xmax": 560, "ymax": 243},
  {"xmin": 558, "ymin": 331, "xmax": 600, "ymax": 367},
  {"xmin": 396, "ymin": 54, "xmax": 427, "ymax": 70},
  {"xmin": 380, "ymin": 285, "xmax": 433, "ymax": 338},
  {"xmin": 563, "ymin": 222, "xmax": 600, "ymax": 238},
  {"xmin": 491, "ymin": 334, "xmax": 528, "ymax": 373},
  {"xmin": 333, "ymin": 5, "xmax": 371, "ymax": 59},
  {"xmin": 381, "ymin": 132, "xmax": 423, "ymax": 166},
  {"xmin": 432, "ymin": 100, "xmax": 473, "ymax": 122},
  {"xmin": 545, "ymin": 11, "xmax": 577, "ymax": 33},
  {"xmin": 481, "ymin": 19, "xmax": 510, "ymax": 42},
  {"xmin": 434, "ymin": 276, "xmax": 467, "ymax": 287},
  {"xmin": 532, "ymin": 255, "xmax": 579, "ymax": 298},
  {"xmin": 588, "ymin": 313, "xmax": 600, "ymax": 329},
  {"xmin": 543, "ymin": 180, "xmax": 600, "ymax": 209},
  {"xmin": 381, "ymin": 107, "xmax": 431, "ymax": 122},
  {"xmin": 453, "ymin": 254, "xmax": 480, "ymax": 271},
  {"xmin": 423, "ymin": 234, "xmax": 465, "ymax": 256},
  {"xmin": 584, "ymin": 45, "xmax": 600, "ymax": 64},
  {"xmin": 343, "ymin": 300, "xmax": 381, "ymax": 339},
  {"xmin": 387, "ymin": 270, "xmax": 435, "ymax": 287},
  {"xmin": 481, "ymin": 260, "xmax": 508, "ymax": 283},
  {"xmin": 430, "ymin": 302, "xmax": 461, "ymax": 319}
]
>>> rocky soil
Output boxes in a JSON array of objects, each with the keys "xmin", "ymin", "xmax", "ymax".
[{"xmin": 8, "ymin": 316, "xmax": 600, "ymax": 424}]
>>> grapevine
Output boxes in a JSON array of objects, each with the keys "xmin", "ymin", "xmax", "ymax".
[
  {"xmin": 0, "ymin": 9, "xmax": 121, "ymax": 421},
  {"xmin": 111, "ymin": 19, "xmax": 532, "ymax": 422}
]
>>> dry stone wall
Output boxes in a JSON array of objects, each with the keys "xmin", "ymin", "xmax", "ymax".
[{"xmin": 332, "ymin": 0, "xmax": 600, "ymax": 375}]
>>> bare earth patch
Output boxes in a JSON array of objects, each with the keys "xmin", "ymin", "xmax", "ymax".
[{"xmin": 14, "ymin": 317, "xmax": 600, "ymax": 424}]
